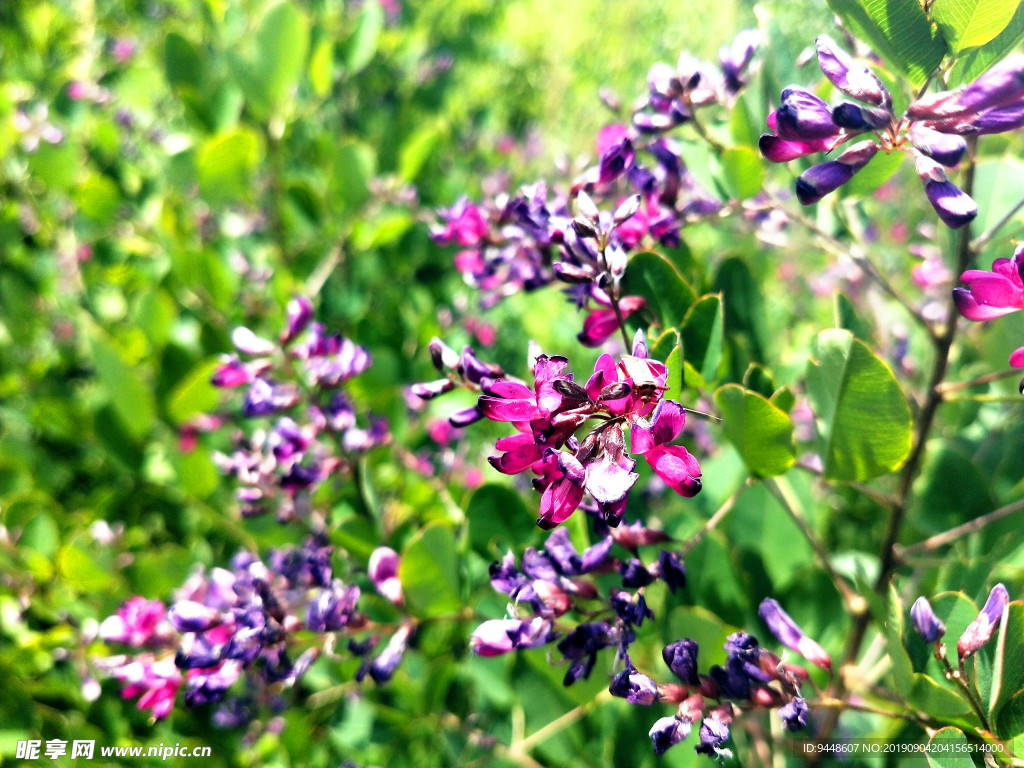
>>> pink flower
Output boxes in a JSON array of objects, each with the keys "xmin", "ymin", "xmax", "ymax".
[
  {"xmin": 578, "ymin": 295, "xmax": 648, "ymax": 347},
  {"xmin": 111, "ymin": 655, "xmax": 182, "ymax": 720},
  {"xmin": 954, "ymin": 245, "xmax": 1024, "ymax": 320},
  {"xmin": 99, "ymin": 597, "xmax": 171, "ymax": 647}
]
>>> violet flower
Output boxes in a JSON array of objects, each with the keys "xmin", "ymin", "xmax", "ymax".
[
  {"xmin": 758, "ymin": 598, "xmax": 832, "ymax": 672},
  {"xmin": 954, "ymin": 244, "xmax": 1024, "ymax": 320},
  {"xmin": 910, "ymin": 596, "xmax": 946, "ymax": 643},
  {"xmin": 760, "ymin": 36, "xmax": 1024, "ymax": 228},
  {"xmin": 958, "ymin": 583, "xmax": 1009, "ymax": 659}
]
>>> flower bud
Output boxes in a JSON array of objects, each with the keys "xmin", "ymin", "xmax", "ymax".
[
  {"xmin": 758, "ymin": 598, "xmax": 832, "ymax": 672},
  {"xmin": 795, "ymin": 140, "xmax": 878, "ymax": 205},
  {"xmin": 914, "ymin": 153, "xmax": 977, "ymax": 229},
  {"xmin": 958, "ymin": 584, "xmax": 1009, "ymax": 659},
  {"xmin": 910, "ymin": 596, "xmax": 945, "ymax": 643}
]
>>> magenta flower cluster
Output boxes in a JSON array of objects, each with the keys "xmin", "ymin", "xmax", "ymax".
[
  {"xmin": 470, "ymin": 521, "xmax": 687, "ymax": 687},
  {"xmin": 954, "ymin": 244, "xmax": 1024, "ymax": 369},
  {"xmin": 96, "ymin": 540, "xmax": 411, "ymax": 723},
  {"xmin": 210, "ymin": 297, "xmax": 388, "ymax": 521},
  {"xmin": 634, "ymin": 598, "xmax": 829, "ymax": 757},
  {"xmin": 761, "ymin": 37, "xmax": 1024, "ymax": 228},
  {"xmin": 478, "ymin": 333, "xmax": 701, "ymax": 529}
]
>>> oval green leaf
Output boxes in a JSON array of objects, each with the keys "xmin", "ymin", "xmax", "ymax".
[
  {"xmin": 931, "ymin": 0, "xmax": 1022, "ymax": 54},
  {"xmin": 682, "ymin": 295, "xmax": 724, "ymax": 388},
  {"xmin": 714, "ymin": 384, "xmax": 795, "ymax": 477},
  {"xmin": 925, "ymin": 727, "xmax": 976, "ymax": 768},
  {"xmin": 806, "ymin": 329, "xmax": 912, "ymax": 481},
  {"xmin": 399, "ymin": 523, "xmax": 461, "ymax": 619},
  {"xmin": 623, "ymin": 251, "xmax": 697, "ymax": 332}
]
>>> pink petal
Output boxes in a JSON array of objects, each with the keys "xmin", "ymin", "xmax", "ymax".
[{"xmin": 645, "ymin": 445, "xmax": 702, "ymax": 497}]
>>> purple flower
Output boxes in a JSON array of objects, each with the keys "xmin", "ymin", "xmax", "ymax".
[
  {"xmin": 100, "ymin": 597, "xmax": 171, "ymax": 647},
  {"xmin": 470, "ymin": 617, "xmax": 555, "ymax": 657},
  {"xmin": 814, "ymin": 35, "xmax": 889, "ymax": 107},
  {"xmin": 915, "ymin": 154, "xmax": 977, "ymax": 229},
  {"xmin": 795, "ymin": 140, "xmax": 878, "ymax": 205},
  {"xmin": 694, "ymin": 710, "xmax": 732, "ymax": 756},
  {"xmin": 775, "ymin": 87, "xmax": 842, "ymax": 141},
  {"xmin": 910, "ymin": 596, "xmax": 946, "ymax": 643},
  {"xmin": 657, "ymin": 550, "xmax": 687, "ymax": 593},
  {"xmin": 649, "ymin": 715, "xmax": 691, "ymax": 756},
  {"xmin": 958, "ymin": 584, "xmax": 1009, "ymax": 659},
  {"xmin": 556, "ymin": 622, "xmax": 614, "ymax": 685},
  {"xmin": 368, "ymin": 624, "xmax": 412, "ymax": 683},
  {"xmin": 954, "ymin": 245, "xmax": 1024, "ymax": 320},
  {"xmin": 610, "ymin": 665, "xmax": 659, "ymax": 704},
  {"xmin": 280, "ymin": 296, "xmax": 314, "ymax": 344},
  {"xmin": 663, "ymin": 638, "xmax": 700, "ymax": 686},
  {"xmin": 368, "ymin": 546, "xmax": 403, "ymax": 605},
  {"xmin": 758, "ymin": 598, "xmax": 831, "ymax": 672},
  {"xmin": 779, "ymin": 696, "xmax": 809, "ymax": 731},
  {"xmin": 306, "ymin": 581, "xmax": 361, "ymax": 632}
]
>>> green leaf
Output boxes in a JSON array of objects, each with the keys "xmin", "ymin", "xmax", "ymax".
[
  {"xmin": 466, "ymin": 484, "xmax": 533, "ymax": 553},
  {"xmin": 885, "ymin": 583, "xmax": 914, "ymax": 692},
  {"xmin": 729, "ymin": 96, "xmax": 760, "ymax": 149},
  {"xmin": 59, "ymin": 543, "xmax": 115, "ymax": 592},
  {"xmin": 930, "ymin": 0, "xmax": 1022, "ymax": 54},
  {"xmin": 166, "ymin": 358, "xmax": 222, "ymax": 424},
  {"xmin": 399, "ymin": 121, "xmax": 445, "ymax": 182},
  {"xmin": 197, "ymin": 128, "xmax": 261, "ymax": 203},
  {"xmin": 90, "ymin": 332, "xmax": 156, "ymax": 440},
  {"xmin": 681, "ymin": 295, "xmax": 724, "ymax": 388},
  {"xmin": 840, "ymin": 149, "xmax": 905, "ymax": 199},
  {"xmin": 925, "ymin": 727, "xmax": 976, "ymax": 768},
  {"xmin": 971, "ymin": 158, "xmax": 1024, "ymax": 246},
  {"xmin": 623, "ymin": 251, "xmax": 697, "ymax": 331},
  {"xmin": 997, "ymin": 689, "xmax": 1024, "ymax": 739},
  {"xmin": 806, "ymin": 329, "xmax": 912, "ymax": 481},
  {"xmin": 988, "ymin": 601, "xmax": 1024, "ymax": 724},
  {"xmin": 75, "ymin": 174, "xmax": 120, "ymax": 223},
  {"xmin": 912, "ymin": 675, "xmax": 974, "ymax": 722},
  {"xmin": 713, "ymin": 384, "xmax": 795, "ymax": 477},
  {"xmin": 345, "ymin": 0, "xmax": 384, "ymax": 75},
  {"xmin": 246, "ymin": 1, "xmax": 310, "ymax": 116},
  {"xmin": 330, "ymin": 141, "xmax": 375, "ymax": 212},
  {"xmin": 948, "ymin": 2, "xmax": 1024, "ymax": 85},
  {"xmin": 826, "ymin": 0, "xmax": 946, "ymax": 87},
  {"xmin": 164, "ymin": 32, "xmax": 203, "ymax": 90},
  {"xmin": 720, "ymin": 146, "xmax": 763, "ymax": 200},
  {"xmin": 308, "ymin": 39, "xmax": 335, "ymax": 98},
  {"xmin": 399, "ymin": 523, "xmax": 461, "ymax": 618}
]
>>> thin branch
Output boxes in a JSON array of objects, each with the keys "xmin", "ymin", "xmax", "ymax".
[
  {"xmin": 764, "ymin": 477, "xmax": 859, "ymax": 608},
  {"xmin": 898, "ymin": 499, "xmax": 1024, "ymax": 556},
  {"xmin": 937, "ymin": 367, "xmax": 1022, "ymax": 393},
  {"xmin": 680, "ymin": 482, "xmax": 745, "ymax": 557},
  {"xmin": 509, "ymin": 690, "xmax": 613, "ymax": 756},
  {"xmin": 970, "ymin": 193, "xmax": 1024, "ymax": 252}
]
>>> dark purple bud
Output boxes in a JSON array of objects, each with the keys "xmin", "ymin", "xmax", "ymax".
[
  {"xmin": 957, "ymin": 54, "xmax": 1024, "ymax": 113},
  {"xmin": 758, "ymin": 598, "xmax": 832, "ymax": 671},
  {"xmin": 815, "ymin": 35, "xmax": 889, "ymax": 107},
  {"xmin": 930, "ymin": 103, "xmax": 1024, "ymax": 136},
  {"xmin": 708, "ymin": 658, "xmax": 750, "ymax": 700},
  {"xmin": 306, "ymin": 581, "xmax": 361, "ymax": 631},
  {"xmin": 610, "ymin": 589, "xmax": 653, "ymax": 626},
  {"xmin": 795, "ymin": 140, "xmax": 878, "ymax": 205},
  {"xmin": 410, "ymin": 378, "xmax": 455, "ymax": 399},
  {"xmin": 184, "ymin": 660, "xmax": 241, "ymax": 707},
  {"xmin": 649, "ymin": 716, "xmax": 691, "ymax": 756},
  {"xmin": 553, "ymin": 262, "xmax": 595, "ymax": 283},
  {"xmin": 610, "ymin": 667, "xmax": 659, "ymax": 704},
  {"xmin": 368, "ymin": 624, "xmax": 412, "ymax": 683},
  {"xmin": 619, "ymin": 558, "xmax": 654, "ymax": 588},
  {"xmin": 958, "ymin": 583, "xmax": 1009, "ymax": 658},
  {"xmin": 915, "ymin": 153, "xmax": 978, "ymax": 229},
  {"xmin": 908, "ymin": 124, "xmax": 967, "ymax": 167},
  {"xmin": 449, "ymin": 405, "xmax": 484, "ymax": 428},
  {"xmin": 663, "ymin": 638, "xmax": 700, "ymax": 685},
  {"xmin": 556, "ymin": 622, "xmax": 613, "ymax": 685},
  {"xmin": 554, "ymin": 378, "xmax": 592, "ymax": 401},
  {"xmin": 459, "ymin": 346, "xmax": 497, "ymax": 384},
  {"xmin": 779, "ymin": 696, "xmax": 809, "ymax": 731},
  {"xmin": 243, "ymin": 379, "xmax": 299, "ymax": 417},
  {"xmin": 579, "ymin": 536, "xmax": 614, "ymax": 572},
  {"xmin": 775, "ymin": 87, "xmax": 841, "ymax": 141},
  {"xmin": 831, "ymin": 102, "xmax": 892, "ymax": 131},
  {"xmin": 657, "ymin": 550, "xmax": 687, "ymax": 593},
  {"xmin": 232, "ymin": 327, "xmax": 276, "ymax": 356},
  {"xmin": 613, "ymin": 194, "xmax": 642, "ymax": 226},
  {"xmin": 694, "ymin": 712, "xmax": 731, "ymax": 756},
  {"xmin": 543, "ymin": 527, "xmax": 581, "ymax": 574},
  {"xmin": 719, "ymin": 29, "xmax": 758, "ymax": 95},
  {"xmin": 280, "ymin": 296, "xmax": 314, "ymax": 344},
  {"xmin": 598, "ymin": 382, "xmax": 633, "ymax": 400},
  {"xmin": 598, "ymin": 137, "xmax": 635, "ymax": 185},
  {"xmin": 910, "ymin": 596, "xmax": 946, "ymax": 643},
  {"xmin": 429, "ymin": 337, "xmax": 459, "ymax": 371},
  {"xmin": 168, "ymin": 600, "xmax": 220, "ymax": 633}
]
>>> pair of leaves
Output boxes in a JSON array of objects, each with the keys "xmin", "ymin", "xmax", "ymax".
[{"xmin": 827, "ymin": 0, "xmax": 1023, "ymax": 87}]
